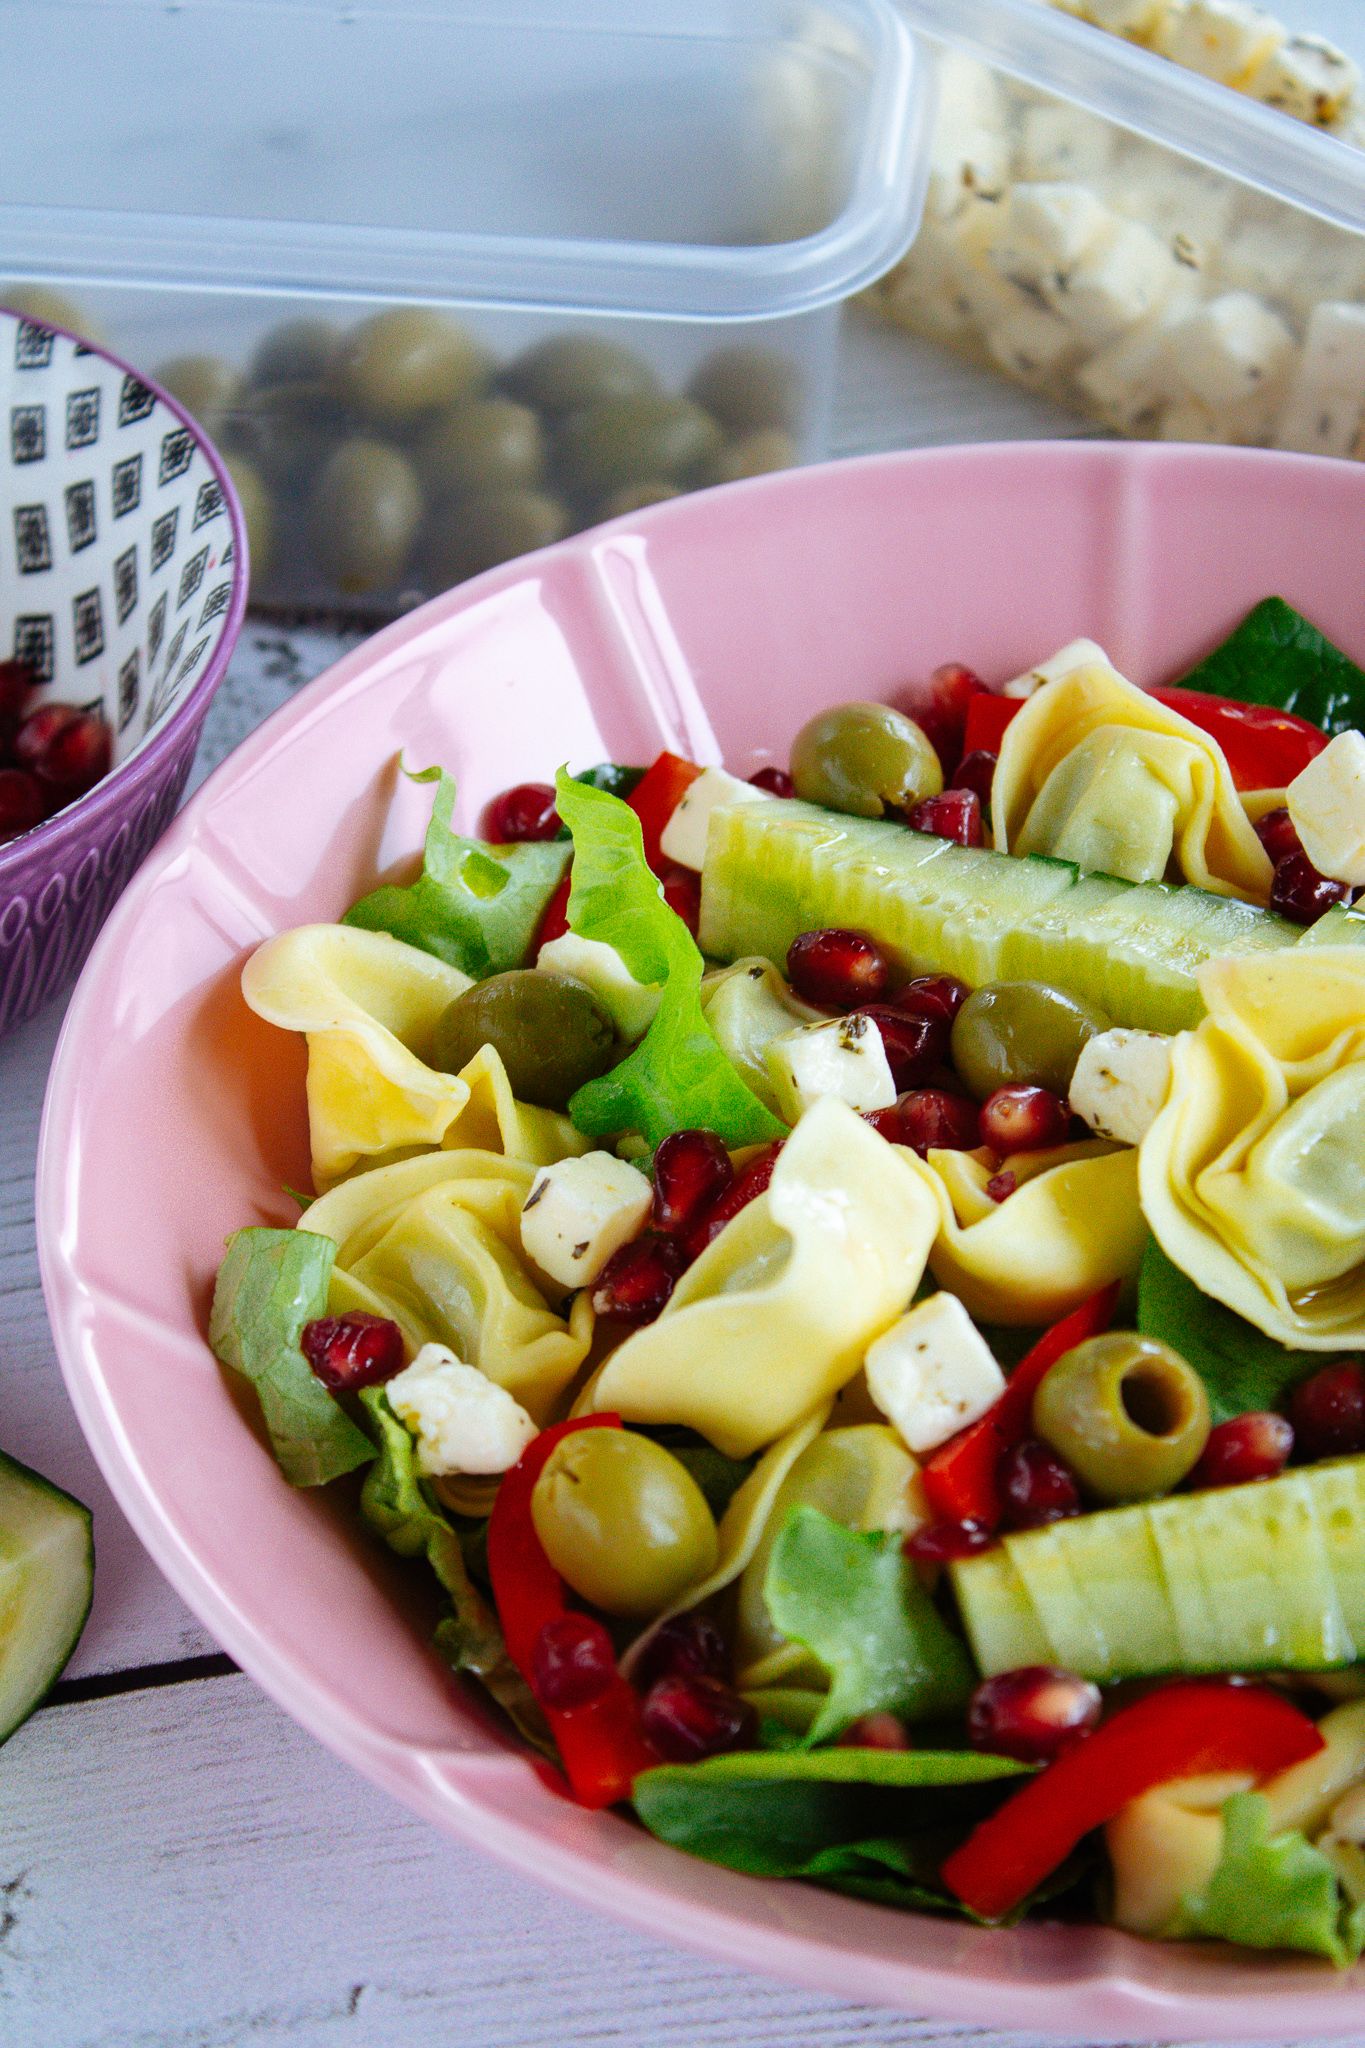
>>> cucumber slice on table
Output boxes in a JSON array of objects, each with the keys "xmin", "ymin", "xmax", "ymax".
[{"xmin": 0, "ymin": 1448, "xmax": 93, "ymax": 1742}]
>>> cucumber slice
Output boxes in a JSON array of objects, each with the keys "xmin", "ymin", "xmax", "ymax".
[
  {"xmin": 1300, "ymin": 902, "xmax": 1365, "ymax": 949},
  {"xmin": 946, "ymin": 1544, "xmax": 1051, "ymax": 1674},
  {"xmin": 0, "ymin": 1449, "xmax": 93, "ymax": 1742}
]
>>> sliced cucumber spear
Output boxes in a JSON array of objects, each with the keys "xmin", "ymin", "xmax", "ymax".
[{"xmin": 0, "ymin": 1448, "xmax": 93, "ymax": 1743}]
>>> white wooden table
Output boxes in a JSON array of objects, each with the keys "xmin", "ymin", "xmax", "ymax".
[{"xmin": 0, "ymin": 313, "xmax": 1248, "ymax": 2048}]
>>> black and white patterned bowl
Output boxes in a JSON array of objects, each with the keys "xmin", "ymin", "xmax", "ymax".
[{"xmin": 0, "ymin": 312, "xmax": 247, "ymax": 1034}]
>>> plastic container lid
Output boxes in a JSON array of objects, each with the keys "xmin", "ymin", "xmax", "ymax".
[{"xmin": 0, "ymin": 0, "xmax": 930, "ymax": 320}]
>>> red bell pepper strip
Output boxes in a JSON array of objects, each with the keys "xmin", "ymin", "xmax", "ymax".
[
  {"xmin": 960, "ymin": 692, "xmax": 1021, "ymax": 760},
  {"xmin": 486, "ymin": 1414, "xmax": 657, "ymax": 1808},
  {"xmin": 941, "ymin": 1679, "xmax": 1325, "ymax": 1920},
  {"xmin": 535, "ymin": 870, "xmax": 573, "ymax": 948},
  {"xmin": 1147, "ymin": 686, "xmax": 1328, "ymax": 792},
  {"xmin": 921, "ymin": 1282, "xmax": 1120, "ymax": 1528}
]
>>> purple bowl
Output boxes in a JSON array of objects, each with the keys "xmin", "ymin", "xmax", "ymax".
[{"xmin": 0, "ymin": 310, "xmax": 247, "ymax": 1033}]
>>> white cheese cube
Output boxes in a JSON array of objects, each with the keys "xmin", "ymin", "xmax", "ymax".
[
  {"xmin": 1001, "ymin": 637, "xmax": 1112, "ymax": 699},
  {"xmin": 1156, "ymin": 1, "xmax": 1285, "ymax": 87},
  {"xmin": 1044, "ymin": 217, "xmax": 1179, "ymax": 344},
  {"xmin": 1158, "ymin": 396, "xmax": 1226, "ymax": 441},
  {"xmin": 986, "ymin": 304, "xmax": 1079, "ymax": 384},
  {"xmin": 520, "ymin": 1151, "xmax": 653, "ymax": 1288},
  {"xmin": 1287, "ymin": 731, "xmax": 1365, "ymax": 885},
  {"xmin": 1076, "ymin": 315, "xmax": 1186, "ymax": 432},
  {"xmin": 1107, "ymin": 154, "xmax": 1237, "ymax": 248},
  {"xmin": 1079, "ymin": 0, "xmax": 1176, "ymax": 36},
  {"xmin": 1213, "ymin": 219, "xmax": 1299, "ymax": 301},
  {"xmin": 658, "ymin": 765, "xmax": 776, "ymax": 873},
  {"xmin": 386, "ymin": 1343, "xmax": 537, "ymax": 1477},
  {"xmin": 864, "ymin": 1294, "xmax": 1006, "ymax": 1455},
  {"xmin": 1016, "ymin": 103, "xmax": 1116, "ymax": 182},
  {"xmin": 1247, "ymin": 33, "xmax": 1359, "ymax": 125},
  {"xmin": 536, "ymin": 931, "xmax": 661, "ymax": 1041},
  {"xmin": 1274, "ymin": 384, "xmax": 1365, "ymax": 458},
  {"xmin": 936, "ymin": 49, "xmax": 1006, "ymax": 134},
  {"xmin": 926, "ymin": 122, "xmax": 1011, "ymax": 221},
  {"xmin": 1296, "ymin": 301, "xmax": 1365, "ymax": 394},
  {"xmin": 1069, "ymin": 1027, "xmax": 1174, "ymax": 1145},
  {"xmin": 880, "ymin": 236, "xmax": 979, "ymax": 343},
  {"xmin": 990, "ymin": 183, "xmax": 1111, "ymax": 290},
  {"xmin": 944, "ymin": 197, "xmax": 1033, "ymax": 329},
  {"xmin": 1167, "ymin": 291, "xmax": 1296, "ymax": 409},
  {"xmin": 765, "ymin": 1013, "xmax": 897, "ymax": 1123}
]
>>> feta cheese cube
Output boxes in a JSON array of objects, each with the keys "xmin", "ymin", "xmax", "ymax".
[
  {"xmin": 990, "ymin": 183, "xmax": 1111, "ymax": 291},
  {"xmin": 1107, "ymin": 154, "xmax": 1237, "ymax": 248},
  {"xmin": 1247, "ymin": 33, "xmax": 1359, "ymax": 125},
  {"xmin": 765, "ymin": 1012, "xmax": 897, "ymax": 1123},
  {"xmin": 1080, "ymin": 0, "xmax": 1177, "ymax": 37},
  {"xmin": 1002, "ymin": 637, "xmax": 1112, "ymax": 699},
  {"xmin": 936, "ymin": 49, "xmax": 1006, "ymax": 134},
  {"xmin": 1167, "ymin": 291, "xmax": 1296, "ymax": 409},
  {"xmin": 520, "ymin": 1151, "xmax": 653, "ymax": 1288},
  {"xmin": 536, "ymin": 931, "xmax": 660, "ymax": 1041},
  {"xmin": 1155, "ymin": 1, "xmax": 1285, "ymax": 88},
  {"xmin": 1274, "ymin": 384, "xmax": 1365, "ymax": 459},
  {"xmin": 386, "ymin": 1343, "xmax": 537, "ymax": 1476},
  {"xmin": 1295, "ymin": 301, "xmax": 1365, "ymax": 394},
  {"xmin": 986, "ymin": 303, "xmax": 1080, "ymax": 384},
  {"xmin": 1016, "ymin": 103, "xmax": 1116, "ymax": 182},
  {"xmin": 659, "ymin": 764, "xmax": 776, "ymax": 872},
  {"xmin": 926, "ymin": 122, "xmax": 1011, "ymax": 221},
  {"xmin": 1287, "ymin": 731, "xmax": 1365, "ymax": 885},
  {"xmin": 1076, "ymin": 315, "xmax": 1186, "ymax": 432},
  {"xmin": 1043, "ymin": 217, "xmax": 1179, "ymax": 344},
  {"xmin": 1213, "ymin": 219, "xmax": 1299, "ymax": 301},
  {"xmin": 1069, "ymin": 1027, "xmax": 1174, "ymax": 1144},
  {"xmin": 864, "ymin": 1294, "xmax": 1006, "ymax": 1455}
]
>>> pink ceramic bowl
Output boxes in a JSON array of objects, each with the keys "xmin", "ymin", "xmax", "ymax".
[{"xmin": 35, "ymin": 440, "xmax": 1365, "ymax": 2038}]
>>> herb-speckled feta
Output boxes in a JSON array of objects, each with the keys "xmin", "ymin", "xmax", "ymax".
[
  {"xmin": 1069, "ymin": 1027, "xmax": 1174, "ymax": 1145},
  {"xmin": 520, "ymin": 1151, "xmax": 653, "ymax": 1288},
  {"xmin": 387, "ymin": 1343, "xmax": 537, "ymax": 1476},
  {"xmin": 659, "ymin": 765, "xmax": 776, "ymax": 872},
  {"xmin": 765, "ymin": 1012, "xmax": 897, "ymax": 1123},
  {"xmin": 864, "ymin": 1294, "xmax": 1006, "ymax": 1455}
]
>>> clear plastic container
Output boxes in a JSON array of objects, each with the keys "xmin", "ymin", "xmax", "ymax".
[
  {"xmin": 0, "ymin": 0, "xmax": 928, "ymax": 614},
  {"xmin": 875, "ymin": 0, "xmax": 1365, "ymax": 455}
]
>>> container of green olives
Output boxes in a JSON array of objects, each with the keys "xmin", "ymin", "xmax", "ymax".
[{"xmin": 0, "ymin": 0, "xmax": 930, "ymax": 616}]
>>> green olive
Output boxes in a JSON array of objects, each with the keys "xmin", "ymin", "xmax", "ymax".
[
  {"xmin": 553, "ymin": 395, "xmax": 723, "ymax": 505},
  {"xmin": 221, "ymin": 454, "xmax": 275, "ymax": 588},
  {"xmin": 686, "ymin": 347, "xmax": 802, "ymax": 435},
  {"xmin": 949, "ymin": 980, "xmax": 1110, "ymax": 1102},
  {"xmin": 333, "ymin": 307, "xmax": 491, "ymax": 427},
  {"xmin": 0, "ymin": 284, "xmax": 102, "ymax": 342},
  {"xmin": 247, "ymin": 318, "xmax": 341, "ymax": 390},
  {"xmin": 1032, "ymin": 1332, "xmax": 1211, "ymax": 1502},
  {"xmin": 599, "ymin": 479, "xmax": 684, "ymax": 519},
  {"xmin": 153, "ymin": 354, "xmax": 240, "ymax": 437},
  {"xmin": 422, "ymin": 487, "xmax": 570, "ymax": 591},
  {"xmin": 429, "ymin": 970, "xmax": 614, "ymax": 1107},
  {"xmin": 789, "ymin": 701, "xmax": 943, "ymax": 819},
  {"xmin": 415, "ymin": 397, "xmax": 544, "ymax": 502},
  {"xmin": 531, "ymin": 1430, "xmax": 718, "ymax": 1618},
  {"xmin": 240, "ymin": 380, "xmax": 353, "ymax": 494},
  {"xmin": 704, "ymin": 428, "xmax": 799, "ymax": 487},
  {"xmin": 306, "ymin": 438, "xmax": 423, "ymax": 594},
  {"xmin": 501, "ymin": 331, "xmax": 659, "ymax": 417}
]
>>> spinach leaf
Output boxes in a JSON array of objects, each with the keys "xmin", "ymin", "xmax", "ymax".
[
  {"xmin": 208, "ymin": 1227, "xmax": 374, "ymax": 1487},
  {"xmin": 1137, "ymin": 1238, "xmax": 1316, "ymax": 1425},
  {"xmin": 1175, "ymin": 1792, "xmax": 1365, "ymax": 1967},
  {"xmin": 1177, "ymin": 597, "xmax": 1365, "ymax": 736}
]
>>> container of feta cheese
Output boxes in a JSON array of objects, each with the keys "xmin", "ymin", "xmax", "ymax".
[{"xmin": 876, "ymin": 0, "xmax": 1365, "ymax": 456}]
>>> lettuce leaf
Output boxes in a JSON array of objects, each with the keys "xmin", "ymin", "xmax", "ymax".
[
  {"xmin": 207, "ymin": 1227, "xmax": 374, "ymax": 1487},
  {"xmin": 343, "ymin": 764, "xmax": 569, "ymax": 978},
  {"xmin": 1175, "ymin": 1791, "xmax": 1365, "ymax": 1967},
  {"xmin": 554, "ymin": 769, "xmax": 785, "ymax": 1149},
  {"xmin": 763, "ymin": 1506, "xmax": 975, "ymax": 1745},
  {"xmin": 1137, "ymin": 1237, "xmax": 1317, "ymax": 1424},
  {"xmin": 1177, "ymin": 597, "xmax": 1365, "ymax": 736}
]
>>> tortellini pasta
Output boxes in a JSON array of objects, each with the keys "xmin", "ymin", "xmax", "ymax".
[
  {"xmin": 1140, "ymin": 949, "xmax": 1365, "ymax": 1348},
  {"xmin": 994, "ymin": 661, "xmax": 1274, "ymax": 902},
  {"xmin": 587, "ymin": 1097, "xmax": 940, "ymax": 1458},
  {"xmin": 699, "ymin": 956, "xmax": 824, "ymax": 1116}
]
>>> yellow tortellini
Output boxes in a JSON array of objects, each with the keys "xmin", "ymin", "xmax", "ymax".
[
  {"xmin": 994, "ymin": 661, "xmax": 1274, "ymax": 902},
  {"xmin": 587, "ymin": 1097, "xmax": 940, "ymax": 1457},
  {"xmin": 699, "ymin": 956, "xmax": 824, "ymax": 1117},
  {"xmin": 1139, "ymin": 949, "xmax": 1365, "ymax": 1348}
]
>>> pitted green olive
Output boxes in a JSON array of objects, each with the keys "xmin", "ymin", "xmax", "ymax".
[
  {"xmin": 599, "ymin": 479, "xmax": 684, "ymax": 519},
  {"xmin": 553, "ymin": 394, "xmax": 723, "ymax": 505},
  {"xmin": 0, "ymin": 284, "xmax": 102, "ymax": 341},
  {"xmin": 153, "ymin": 354, "xmax": 240, "ymax": 437},
  {"xmin": 704, "ymin": 429, "xmax": 799, "ymax": 486},
  {"xmin": 949, "ymin": 980, "xmax": 1110, "ymax": 1102},
  {"xmin": 247, "ymin": 318, "xmax": 341, "ymax": 390},
  {"xmin": 1032, "ymin": 1332, "xmax": 1211, "ymax": 1502},
  {"xmin": 242, "ymin": 380, "xmax": 353, "ymax": 494},
  {"xmin": 501, "ymin": 332, "xmax": 659, "ymax": 417},
  {"xmin": 333, "ymin": 308, "xmax": 491, "ymax": 427},
  {"xmin": 789, "ymin": 702, "xmax": 943, "ymax": 819},
  {"xmin": 686, "ymin": 346, "xmax": 801, "ymax": 435},
  {"xmin": 415, "ymin": 397, "xmax": 545, "ymax": 502},
  {"xmin": 306, "ymin": 439, "xmax": 423, "ymax": 594},
  {"xmin": 531, "ymin": 1430, "xmax": 718, "ymax": 1618},
  {"xmin": 221, "ymin": 454, "xmax": 275, "ymax": 587},
  {"xmin": 430, "ymin": 970, "xmax": 614, "ymax": 1108},
  {"xmin": 422, "ymin": 487, "xmax": 570, "ymax": 591}
]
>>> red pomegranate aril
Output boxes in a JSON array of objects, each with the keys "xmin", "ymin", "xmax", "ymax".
[
  {"xmin": 652, "ymin": 1129, "xmax": 734, "ymax": 1240},
  {"xmin": 661, "ymin": 863, "xmax": 701, "ymax": 936},
  {"xmin": 1289, "ymin": 1360, "xmax": 1365, "ymax": 1462},
  {"xmin": 483, "ymin": 781, "xmax": 561, "ymax": 842},
  {"xmin": 838, "ymin": 1710, "xmax": 911, "ymax": 1750},
  {"xmin": 904, "ymin": 661, "xmax": 989, "ymax": 782},
  {"xmin": 1270, "ymin": 850, "xmax": 1351, "ymax": 925},
  {"xmin": 786, "ymin": 927, "xmax": 890, "ymax": 1008},
  {"xmin": 13, "ymin": 700, "xmax": 80, "ymax": 773},
  {"xmin": 1188, "ymin": 1411, "xmax": 1294, "ymax": 1489},
  {"xmin": 867, "ymin": 1087, "xmax": 981, "ymax": 1156},
  {"xmin": 979, "ymin": 1084, "xmax": 1071, "ymax": 1155},
  {"xmin": 632, "ymin": 1611, "xmax": 731, "ymax": 1692},
  {"xmin": 906, "ymin": 1516, "xmax": 996, "ymax": 1563},
  {"xmin": 300, "ymin": 1311, "xmax": 405, "ymax": 1391},
  {"xmin": 856, "ymin": 1005, "xmax": 947, "ymax": 1091},
  {"xmin": 967, "ymin": 1666, "xmax": 1102, "ymax": 1765},
  {"xmin": 696, "ymin": 1143, "xmax": 784, "ymax": 1247},
  {"xmin": 533, "ymin": 1613, "xmax": 617, "ymax": 1711},
  {"xmin": 0, "ymin": 767, "xmax": 45, "ymax": 843},
  {"xmin": 640, "ymin": 1672, "xmax": 757, "ymax": 1762},
  {"xmin": 985, "ymin": 1169, "xmax": 1017, "ymax": 1203},
  {"xmin": 890, "ymin": 974, "xmax": 970, "ymax": 1027},
  {"xmin": 749, "ymin": 766, "xmax": 794, "ymax": 797},
  {"xmin": 904, "ymin": 787, "xmax": 983, "ymax": 848},
  {"xmin": 1000, "ymin": 1438, "xmax": 1083, "ymax": 1529},
  {"xmin": 954, "ymin": 749, "xmax": 997, "ymax": 814},
  {"xmin": 36, "ymin": 708, "xmax": 111, "ymax": 794},
  {"xmin": 1254, "ymin": 805, "xmax": 1302, "ymax": 866},
  {"xmin": 0, "ymin": 660, "xmax": 35, "ymax": 720},
  {"xmin": 590, "ymin": 1231, "xmax": 688, "ymax": 1324}
]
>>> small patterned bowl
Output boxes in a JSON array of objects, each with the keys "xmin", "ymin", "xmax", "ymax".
[{"xmin": 0, "ymin": 311, "xmax": 246, "ymax": 1034}]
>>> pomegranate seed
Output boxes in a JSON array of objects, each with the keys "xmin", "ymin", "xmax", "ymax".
[
  {"xmin": 641, "ymin": 1672, "xmax": 757, "ymax": 1762},
  {"xmin": 300, "ymin": 1311, "xmax": 405, "ymax": 1391},
  {"xmin": 483, "ymin": 781, "xmax": 561, "ymax": 842},
  {"xmin": 590, "ymin": 1231, "xmax": 687, "ymax": 1324},
  {"xmin": 954, "ymin": 749, "xmax": 997, "ymax": 815},
  {"xmin": 890, "ymin": 973, "xmax": 970, "ymax": 1027},
  {"xmin": 633, "ymin": 1611, "xmax": 731, "ymax": 1692},
  {"xmin": 786, "ymin": 927, "xmax": 890, "ymax": 1008},
  {"xmin": 967, "ymin": 1666, "xmax": 1102, "ymax": 1765},
  {"xmin": 838, "ymin": 1710, "xmax": 911, "ymax": 1749},
  {"xmin": 1289, "ymin": 1361, "xmax": 1365, "ymax": 1462},
  {"xmin": 1271, "ymin": 850, "xmax": 1351, "ymax": 925},
  {"xmin": 652, "ymin": 1129, "xmax": 733, "ymax": 1240},
  {"xmin": 661, "ymin": 863, "xmax": 701, "ymax": 935},
  {"xmin": 0, "ymin": 660, "xmax": 36, "ymax": 720},
  {"xmin": 999, "ymin": 1438, "xmax": 1082, "ymax": 1529},
  {"xmin": 856, "ymin": 1005, "xmax": 948, "ymax": 1090},
  {"xmin": 904, "ymin": 788, "xmax": 983, "ymax": 848},
  {"xmin": 35, "ymin": 708, "xmax": 111, "ymax": 795},
  {"xmin": 696, "ymin": 1143, "xmax": 783, "ymax": 1247},
  {"xmin": 749, "ymin": 766, "xmax": 794, "ymax": 797},
  {"xmin": 1254, "ymin": 805, "xmax": 1302, "ymax": 866},
  {"xmin": 979, "ymin": 1084, "xmax": 1071, "ymax": 1154},
  {"xmin": 906, "ymin": 1517, "xmax": 996, "ymax": 1562},
  {"xmin": 902, "ymin": 661, "xmax": 989, "ymax": 782},
  {"xmin": 533, "ymin": 1613, "xmax": 617, "ymax": 1711},
  {"xmin": 0, "ymin": 767, "xmax": 45, "ymax": 843},
  {"xmin": 866, "ymin": 1087, "xmax": 980, "ymax": 1155},
  {"xmin": 985, "ymin": 1169, "xmax": 1017, "ymax": 1202},
  {"xmin": 14, "ymin": 701, "xmax": 80, "ymax": 773},
  {"xmin": 1188, "ymin": 1411, "xmax": 1294, "ymax": 1489}
]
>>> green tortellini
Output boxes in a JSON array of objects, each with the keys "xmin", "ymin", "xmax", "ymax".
[{"xmin": 699, "ymin": 956, "xmax": 825, "ymax": 1116}]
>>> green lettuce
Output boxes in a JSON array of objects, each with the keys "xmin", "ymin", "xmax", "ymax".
[
  {"xmin": 763, "ymin": 1506, "xmax": 975, "ymax": 1745},
  {"xmin": 1137, "ymin": 1238, "xmax": 1317, "ymax": 1425},
  {"xmin": 207, "ymin": 1227, "xmax": 374, "ymax": 1487},
  {"xmin": 1174, "ymin": 1791, "xmax": 1365, "ymax": 1967},
  {"xmin": 1177, "ymin": 597, "xmax": 1365, "ymax": 736},
  {"xmin": 553, "ymin": 770, "xmax": 785, "ymax": 1149}
]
